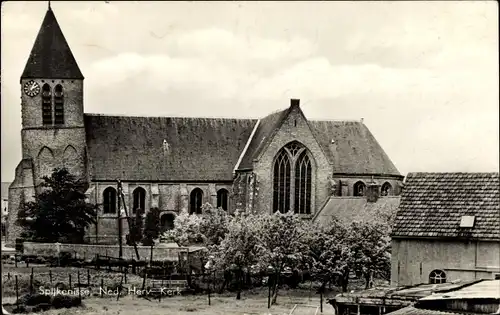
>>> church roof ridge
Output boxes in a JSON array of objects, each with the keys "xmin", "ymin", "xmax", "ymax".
[
  {"xmin": 21, "ymin": 5, "xmax": 84, "ymax": 79},
  {"xmin": 83, "ymin": 113, "xmax": 257, "ymax": 121}
]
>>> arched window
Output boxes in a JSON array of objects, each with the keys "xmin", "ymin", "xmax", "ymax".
[
  {"xmin": 429, "ymin": 270, "xmax": 447, "ymax": 284},
  {"xmin": 353, "ymin": 181, "xmax": 366, "ymax": 197},
  {"xmin": 133, "ymin": 187, "xmax": 146, "ymax": 214},
  {"xmin": 217, "ymin": 189, "xmax": 229, "ymax": 210},
  {"xmin": 273, "ymin": 148, "xmax": 291, "ymax": 213},
  {"xmin": 273, "ymin": 141, "xmax": 313, "ymax": 214},
  {"xmin": 381, "ymin": 182, "xmax": 392, "ymax": 196},
  {"xmin": 295, "ymin": 151, "xmax": 312, "ymax": 214},
  {"xmin": 103, "ymin": 187, "xmax": 117, "ymax": 214},
  {"xmin": 42, "ymin": 84, "xmax": 52, "ymax": 125},
  {"xmin": 190, "ymin": 188, "xmax": 203, "ymax": 214},
  {"xmin": 54, "ymin": 84, "xmax": 64, "ymax": 125}
]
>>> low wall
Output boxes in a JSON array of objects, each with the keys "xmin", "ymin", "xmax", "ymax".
[{"xmin": 22, "ymin": 242, "xmax": 190, "ymax": 262}]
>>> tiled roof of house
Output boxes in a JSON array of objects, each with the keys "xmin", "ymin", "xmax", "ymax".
[
  {"xmin": 237, "ymin": 106, "xmax": 400, "ymax": 176},
  {"xmin": 21, "ymin": 7, "xmax": 83, "ymax": 79},
  {"xmin": 392, "ymin": 173, "xmax": 500, "ymax": 240},
  {"xmin": 84, "ymin": 114, "xmax": 257, "ymax": 181},
  {"xmin": 314, "ymin": 196, "xmax": 401, "ymax": 225},
  {"xmin": 386, "ymin": 306, "xmax": 464, "ymax": 315}
]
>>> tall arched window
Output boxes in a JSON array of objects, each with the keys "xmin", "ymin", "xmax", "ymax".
[
  {"xmin": 429, "ymin": 270, "xmax": 447, "ymax": 284},
  {"xmin": 133, "ymin": 187, "xmax": 146, "ymax": 214},
  {"xmin": 273, "ymin": 149, "xmax": 291, "ymax": 213},
  {"xmin": 42, "ymin": 84, "xmax": 52, "ymax": 125},
  {"xmin": 353, "ymin": 181, "xmax": 366, "ymax": 197},
  {"xmin": 381, "ymin": 182, "xmax": 392, "ymax": 196},
  {"xmin": 190, "ymin": 188, "xmax": 203, "ymax": 214},
  {"xmin": 273, "ymin": 141, "xmax": 312, "ymax": 214},
  {"xmin": 295, "ymin": 151, "xmax": 312, "ymax": 214},
  {"xmin": 103, "ymin": 187, "xmax": 117, "ymax": 214},
  {"xmin": 54, "ymin": 84, "xmax": 64, "ymax": 125},
  {"xmin": 217, "ymin": 189, "xmax": 229, "ymax": 210}
]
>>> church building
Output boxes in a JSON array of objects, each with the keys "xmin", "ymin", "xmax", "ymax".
[{"xmin": 7, "ymin": 6, "xmax": 404, "ymax": 245}]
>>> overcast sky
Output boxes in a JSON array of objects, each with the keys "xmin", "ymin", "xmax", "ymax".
[{"xmin": 1, "ymin": 1, "xmax": 498, "ymax": 182}]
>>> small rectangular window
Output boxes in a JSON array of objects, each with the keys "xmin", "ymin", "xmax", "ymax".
[{"xmin": 460, "ymin": 215, "xmax": 475, "ymax": 228}]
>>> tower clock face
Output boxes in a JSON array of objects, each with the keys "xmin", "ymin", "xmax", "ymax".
[{"xmin": 23, "ymin": 80, "xmax": 41, "ymax": 97}]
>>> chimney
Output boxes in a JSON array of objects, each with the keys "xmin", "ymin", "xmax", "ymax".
[
  {"xmin": 366, "ymin": 180, "xmax": 380, "ymax": 203},
  {"xmin": 290, "ymin": 99, "xmax": 300, "ymax": 108}
]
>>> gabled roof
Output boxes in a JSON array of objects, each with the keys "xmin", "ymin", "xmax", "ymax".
[
  {"xmin": 314, "ymin": 196, "xmax": 401, "ymax": 225},
  {"xmin": 392, "ymin": 172, "xmax": 500, "ymax": 240},
  {"xmin": 237, "ymin": 101, "xmax": 400, "ymax": 176},
  {"xmin": 84, "ymin": 114, "xmax": 257, "ymax": 181},
  {"xmin": 21, "ymin": 7, "xmax": 84, "ymax": 79}
]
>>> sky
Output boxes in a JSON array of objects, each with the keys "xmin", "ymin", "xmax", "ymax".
[{"xmin": 1, "ymin": 1, "xmax": 498, "ymax": 182}]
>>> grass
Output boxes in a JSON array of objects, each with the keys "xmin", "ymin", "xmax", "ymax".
[{"xmin": 2, "ymin": 262, "xmax": 387, "ymax": 315}]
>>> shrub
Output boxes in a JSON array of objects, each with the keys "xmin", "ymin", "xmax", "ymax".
[
  {"xmin": 51, "ymin": 295, "xmax": 82, "ymax": 309},
  {"xmin": 18, "ymin": 293, "xmax": 52, "ymax": 306}
]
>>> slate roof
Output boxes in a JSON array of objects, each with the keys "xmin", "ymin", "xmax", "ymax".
[
  {"xmin": 313, "ymin": 196, "xmax": 401, "ymax": 225},
  {"xmin": 21, "ymin": 7, "xmax": 83, "ymax": 79},
  {"xmin": 237, "ymin": 106, "xmax": 400, "ymax": 176},
  {"xmin": 392, "ymin": 173, "xmax": 500, "ymax": 240},
  {"xmin": 84, "ymin": 114, "xmax": 257, "ymax": 181}
]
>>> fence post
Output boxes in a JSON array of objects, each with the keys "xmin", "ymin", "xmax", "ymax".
[
  {"xmin": 87, "ymin": 269, "xmax": 91, "ymax": 285},
  {"xmin": 100, "ymin": 278, "xmax": 104, "ymax": 297},
  {"xmin": 77, "ymin": 271, "xmax": 82, "ymax": 302},
  {"xmin": 69, "ymin": 274, "xmax": 72, "ymax": 290},
  {"xmin": 15, "ymin": 275, "xmax": 19, "ymax": 312},
  {"xmin": 30, "ymin": 268, "xmax": 34, "ymax": 293},
  {"xmin": 116, "ymin": 272, "xmax": 124, "ymax": 301},
  {"xmin": 124, "ymin": 268, "xmax": 128, "ymax": 284},
  {"xmin": 26, "ymin": 258, "xmax": 29, "ymax": 268},
  {"xmin": 96, "ymin": 254, "xmax": 100, "ymax": 270},
  {"xmin": 15, "ymin": 254, "xmax": 18, "ymax": 268},
  {"xmin": 7, "ymin": 272, "xmax": 10, "ymax": 280},
  {"xmin": 49, "ymin": 270, "xmax": 52, "ymax": 284}
]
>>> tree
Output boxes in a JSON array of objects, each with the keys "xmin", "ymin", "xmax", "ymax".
[
  {"xmin": 198, "ymin": 203, "xmax": 230, "ymax": 246},
  {"xmin": 142, "ymin": 207, "xmax": 161, "ymax": 245},
  {"xmin": 306, "ymin": 219, "xmax": 352, "ymax": 292},
  {"xmin": 163, "ymin": 210, "xmax": 205, "ymax": 246},
  {"xmin": 214, "ymin": 211, "xmax": 262, "ymax": 299},
  {"xmin": 127, "ymin": 208, "xmax": 144, "ymax": 246},
  {"xmin": 346, "ymin": 220, "xmax": 391, "ymax": 289},
  {"xmin": 17, "ymin": 168, "xmax": 97, "ymax": 243},
  {"xmin": 255, "ymin": 211, "xmax": 309, "ymax": 305}
]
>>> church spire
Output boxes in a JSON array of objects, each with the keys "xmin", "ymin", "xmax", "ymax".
[{"xmin": 21, "ymin": 5, "xmax": 84, "ymax": 79}]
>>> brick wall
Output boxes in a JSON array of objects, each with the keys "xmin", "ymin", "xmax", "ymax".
[
  {"xmin": 22, "ymin": 241, "xmax": 190, "ymax": 262},
  {"xmin": 253, "ymin": 106, "xmax": 332, "ymax": 215}
]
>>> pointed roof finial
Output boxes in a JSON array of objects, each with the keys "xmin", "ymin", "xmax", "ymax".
[{"xmin": 48, "ymin": 1, "xmax": 51, "ymax": 10}]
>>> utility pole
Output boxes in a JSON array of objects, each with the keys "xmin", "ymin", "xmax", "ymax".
[{"xmin": 116, "ymin": 180, "xmax": 140, "ymax": 261}]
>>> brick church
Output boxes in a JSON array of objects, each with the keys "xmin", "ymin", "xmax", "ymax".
[{"xmin": 7, "ymin": 6, "xmax": 404, "ymax": 245}]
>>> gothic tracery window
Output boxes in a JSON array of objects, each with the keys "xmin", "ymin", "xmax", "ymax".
[
  {"xmin": 217, "ymin": 189, "xmax": 229, "ymax": 210},
  {"xmin": 273, "ymin": 141, "xmax": 312, "ymax": 214},
  {"xmin": 103, "ymin": 187, "xmax": 117, "ymax": 214},
  {"xmin": 354, "ymin": 181, "xmax": 366, "ymax": 197},
  {"xmin": 54, "ymin": 84, "xmax": 64, "ymax": 125},
  {"xmin": 133, "ymin": 187, "xmax": 146, "ymax": 214},
  {"xmin": 42, "ymin": 84, "xmax": 52, "ymax": 125},
  {"xmin": 190, "ymin": 188, "xmax": 203, "ymax": 214},
  {"xmin": 381, "ymin": 182, "xmax": 392, "ymax": 196}
]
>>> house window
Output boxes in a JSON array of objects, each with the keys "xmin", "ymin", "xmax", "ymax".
[
  {"xmin": 103, "ymin": 187, "xmax": 117, "ymax": 214},
  {"xmin": 54, "ymin": 84, "xmax": 64, "ymax": 125},
  {"xmin": 353, "ymin": 181, "xmax": 366, "ymax": 197},
  {"xmin": 42, "ymin": 84, "xmax": 52, "ymax": 125},
  {"xmin": 381, "ymin": 182, "xmax": 392, "ymax": 196},
  {"xmin": 273, "ymin": 141, "xmax": 312, "ymax": 214},
  {"xmin": 217, "ymin": 189, "xmax": 229, "ymax": 210},
  {"xmin": 133, "ymin": 187, "xmax": 146, "ymax": 214},
  {"xmin": 429, "ymin": 270, "xmax": 447, "ymax": 284},
  {"xmin": 190, "ymin": 188, "xmax": 203, "ymax": 214}
]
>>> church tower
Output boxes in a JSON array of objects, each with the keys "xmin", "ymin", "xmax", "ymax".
[{"xmin": 20, "ymin": 4, "xmax": 87, "ymax": 184}]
